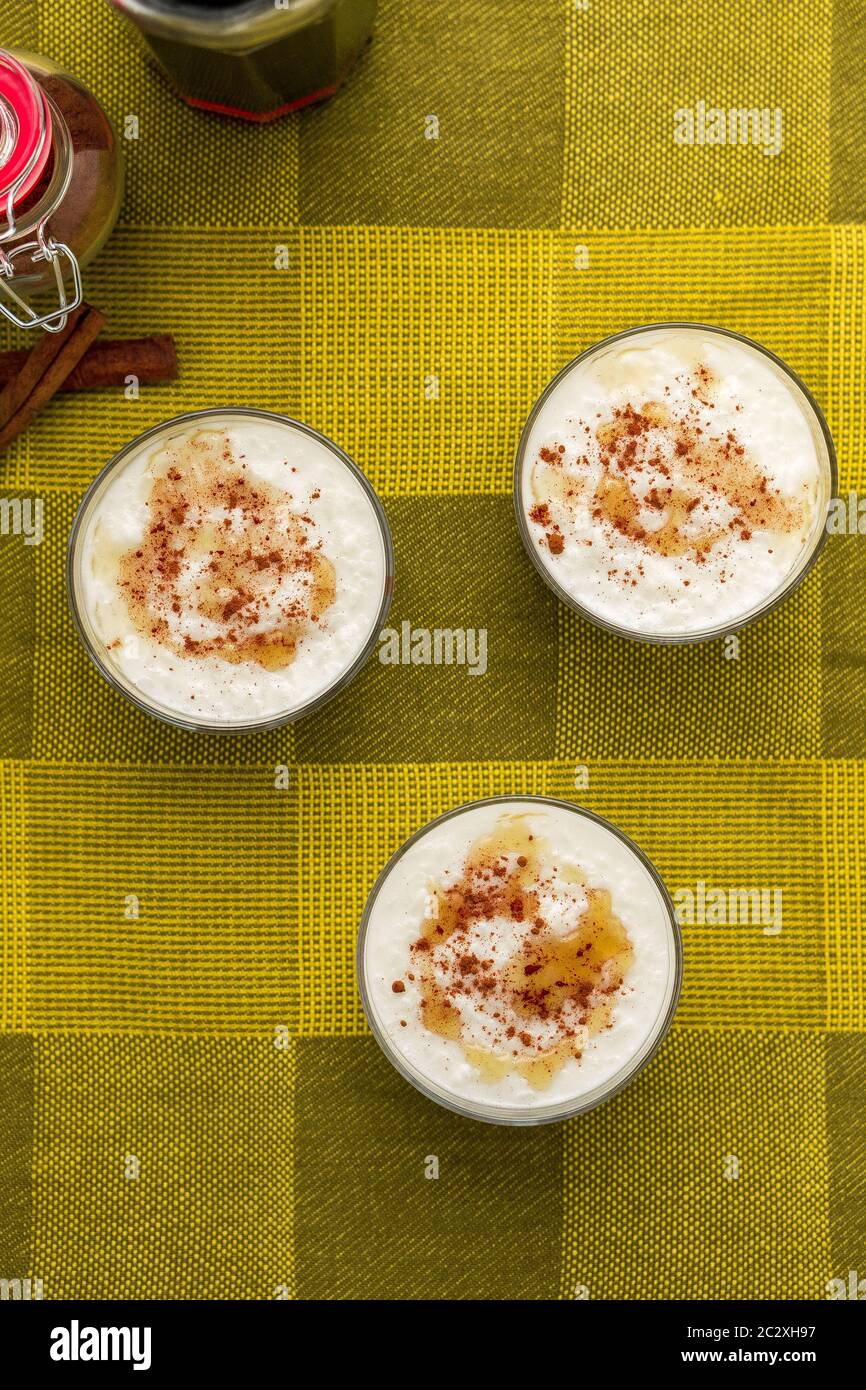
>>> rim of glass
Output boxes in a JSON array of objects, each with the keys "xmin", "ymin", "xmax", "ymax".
[
  {"xmin": 513, "ymin": 321, "xmax": 838, "ymax": 645},
  {"xmin": 114, "ymin": 0, "xmax": 333, "ymax": 45},
  {"xmin": 356, "ymin": 794, "xmax": 684, "ymax": 1127},
  {"xmin": 66, "ymin": 407, "xmax": 395, "ymax": 734}
]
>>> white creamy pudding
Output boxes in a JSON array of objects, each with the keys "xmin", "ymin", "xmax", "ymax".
[
  {"xmin": 360, "ymin": 799, "xmax": 680, "ymax": 1121},
  {"xmin": 519, "ymin": 326, "xmax": 833, "ymax": 639},
  {"xmin": 71, "ymin": 411, "xmax": 391, "ymax": 728}
]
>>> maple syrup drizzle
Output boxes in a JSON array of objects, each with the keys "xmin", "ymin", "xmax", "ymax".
[
  {"xmin": 406, "ymin": 815, "xmax": 634, "ymax": 1091},
  {"xmin": 530, "ymin": 367, "xmax": 804, "ymax": 564},
  {"xmin": 118, "ymin": 429, "xmax": 335, "ymax": 670}
]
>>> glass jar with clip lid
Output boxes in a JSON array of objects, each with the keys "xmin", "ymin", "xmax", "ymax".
[{"xmin": 0, "ymin": 48, "xmax": 123, "ymax": 333}]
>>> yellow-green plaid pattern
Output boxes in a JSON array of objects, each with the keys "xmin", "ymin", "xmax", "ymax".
[{"xmin": 0, "ymin": 0, "xmax": 864, "ymax": 1300}]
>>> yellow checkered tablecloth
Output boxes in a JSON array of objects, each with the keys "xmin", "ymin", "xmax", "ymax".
[{"xmin": 0, "ymin": 0, "xmax": 864, "ymax": 1300}]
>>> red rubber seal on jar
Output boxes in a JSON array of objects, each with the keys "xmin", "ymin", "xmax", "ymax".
[{"xmin": 0, "ymin": 52, "xmax": 52, "ymax": 206}]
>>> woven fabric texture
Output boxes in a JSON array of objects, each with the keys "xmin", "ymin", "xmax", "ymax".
[{"xmin": 0, "ymin": 0, "xmax": 864, "ymax": 1301}]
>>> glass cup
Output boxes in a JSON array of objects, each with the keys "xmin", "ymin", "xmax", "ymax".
[
  {"xmin": 67, "ymin": 408, "xmax": 394, "ymax": 732},
  {"xmin": 514, "ymin": 322, "xmax": 836, "ymax": 644},
  {"xmin": 357, "ymin": 795, "xmax": 683, "ymax": 1125}
]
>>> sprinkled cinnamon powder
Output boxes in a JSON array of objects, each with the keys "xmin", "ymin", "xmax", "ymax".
[
  {"xmin": 118, "ymin": 429, "xmax": 335, "ymax": 670},
  {"xmin": 529, "ymin": 366, "xmax": 804, "ymax": 578},
  {"xmin": 408, "ymin": 815, "xmax": 634, "ymax": 1090}
]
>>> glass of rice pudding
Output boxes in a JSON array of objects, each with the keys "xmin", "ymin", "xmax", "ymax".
[
  {"xmin": 68, "ymin": 409, "xmax": 394, "ymax": 731},
  {"xmin": 516, "ymin": 323, "xmax": 835, "ymax": 642},
  {"xmin": 358, "ymin": 796, "xmax": 682, "ymax": 1124}
]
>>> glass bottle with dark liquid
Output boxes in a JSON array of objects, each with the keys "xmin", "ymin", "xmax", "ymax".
[{"xmin": 111, "ymin": 0, "xmax": 377, "ymax": 121}]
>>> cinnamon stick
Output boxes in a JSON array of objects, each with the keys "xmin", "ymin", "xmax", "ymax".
[
  {"xmin": 0, "ymin": 304, "xmax": 106, "ymax": 451},
  {"xmin": 0, "ymin": 333, "xmax": 177, "ymax": 393},
  {"xmin": 0, "ymin": 303, "xmax": 86, "ymax": 428}
]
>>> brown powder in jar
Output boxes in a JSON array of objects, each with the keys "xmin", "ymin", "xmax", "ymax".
[{"xmin": 14, "ymin": 67, "xmax": 117, "ymax": 263}]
